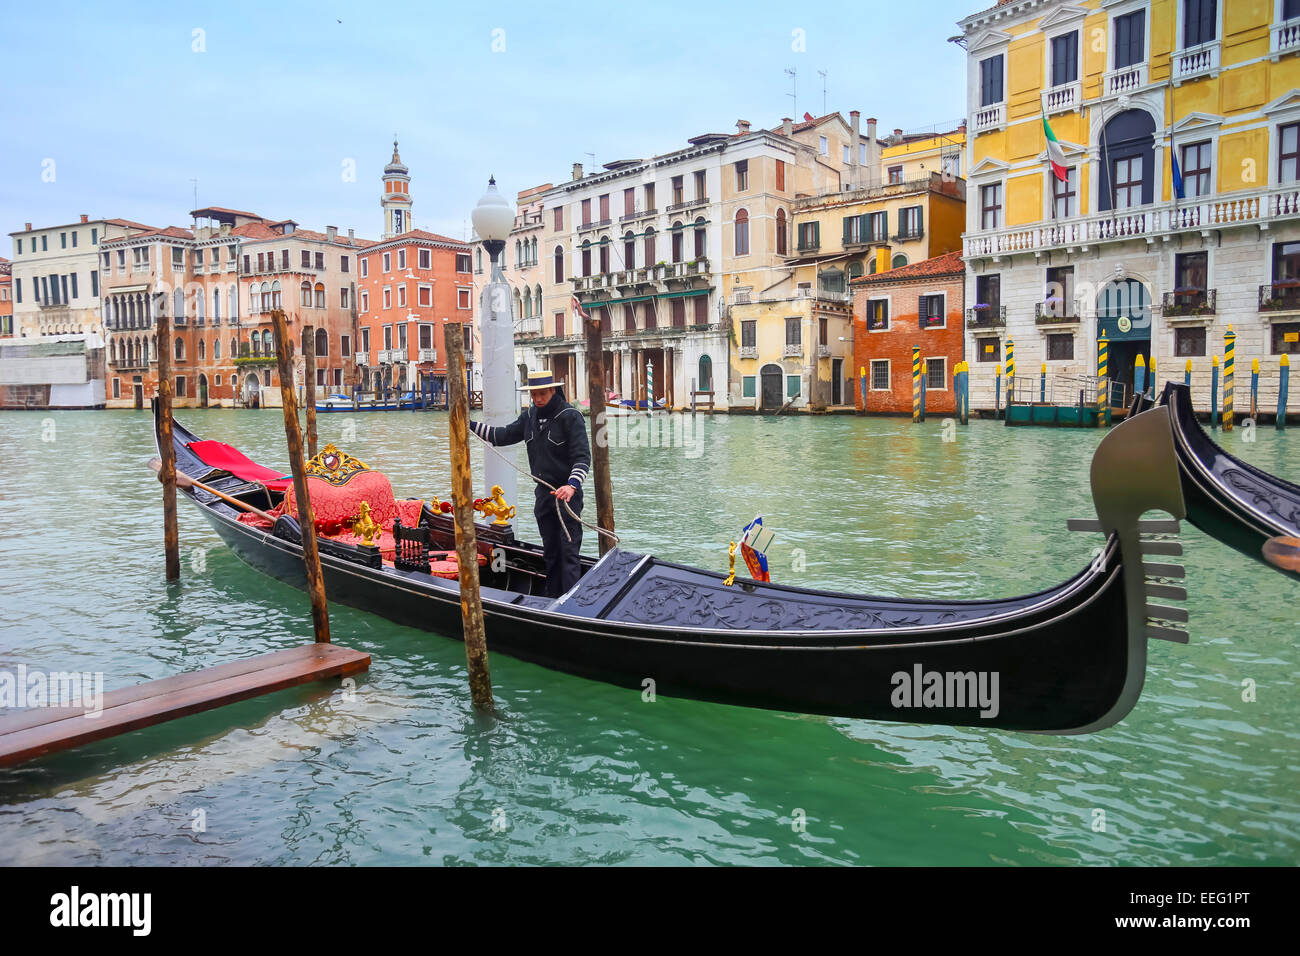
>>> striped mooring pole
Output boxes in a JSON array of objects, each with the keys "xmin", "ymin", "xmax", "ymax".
[
  {"xmin": 911, "ymin": 346, "xmax": 921, "ymax": 423},
  {"xmin": 919, "ymin": 360, "xmax": 928, "ymax": 422},
  {"xmin": 995, "ymin": 363, "xmax": 1003, "ymax": 419},
  {"xmin": 1279, "ymin": 354, "xmax": 1291, "ymax": 431},
  {"xmin": 1148, "ymin": 353, "xmax": 1157, "ymax": 399},
  {"xmin": 1134, "ymin": 354, "xmax": 1147, "ymax": 400},
  {"xmin": 1040, "ymin": 362, "xmax": 1047, "ymax": 403},
  {"xmin": 859, "ymin": 365, "xmax": 867, "ymax": 413},
  {"xmin": 958, "ymin": 361, "xmax": 969, "ymax": 425},
  {"xmin": 1185, "ymin": 358, "xmax": 1192, "ymax": 388},
  {"xmin": 1211, "ymin": 355, "xmax": 1220, "ymax": 429},
  {"xmin": 1223, "ymin": 326, "xmax": 1235, "ymax": 431},
  {"xmin": 1006, "ymin": 339, "xmax": 1015, "ymax": 404},
  {"xmin": 1097, "ymin": 330, "xmax": 1108, "ymax": 427},
  {"xmin": 1251, "ymin": 357, "xmax": 1259, "ymax": 421}
]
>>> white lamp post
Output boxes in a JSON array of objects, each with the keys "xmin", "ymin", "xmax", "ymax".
[{"xmin": 471, "ymin": 176, "xmax": 518, "ymax": 520}]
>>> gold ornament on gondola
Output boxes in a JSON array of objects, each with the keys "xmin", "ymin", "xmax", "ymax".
[
  {"xmin": 352, "ymin": 500, "xmax": 382, "ymax": 546},
  {"xmin": 305, "ymin": 443, "xmax": 371, "ymax": 485},
  {"xmin": 475, "ymin": 484, "xmax": 516, "ymax": 527}
]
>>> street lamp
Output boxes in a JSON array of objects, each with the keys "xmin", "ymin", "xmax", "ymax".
[{"xmin": 470, "ymin": 176, "xmax": 518, "ymax": 518}]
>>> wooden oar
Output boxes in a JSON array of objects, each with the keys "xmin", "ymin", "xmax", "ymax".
[
  {"xmin": 1262, "ymin": 535, "xmax": 1300, "ymax": 573},
  {"xmin": 147, "ymin": 458, "xmax": 276, "ymax": 523}
]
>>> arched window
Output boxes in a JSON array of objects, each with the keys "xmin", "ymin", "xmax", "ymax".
[
  {"xmin": 198, "ymin": 338, "xmax": 206, "ymax": 360},
  {"xmin": 776, "ymin": 209, "xmax": 788, "ymax": 256},
  {"xmin": 213, "ymin": 287, "xmax": 221, "ymax": 321},
  {"xmin": 535, "ymin": 284, "xmax": 542, "ymax": 316},
  {"xmin": 530, "ymin": 237, "xmax": 537, "ymax": 265},
  {"xmin": 300, "ymin": 281, "xmax": 312, "ymax": 307},
  {"xmin": 214, "ymin": 338, "xmax": 221, "ymax": 360},
  {"xmin": 515, "ymin": 240, "xmax": 522, "ymax": 268},
  {"xmin": 173, "ymin": 288, "xmax": 184, "ymax": 320},
  {"xmin": 151, "ymin": 336, "xmax": 157, "ymax": 361},
  {"xmin": 315, "ymin": 328, "xmax": 328, "ymax": 357},
  {"xmin": 624, "ymin": 232, "xmax": 636, "ymax": 270},
  {"xmin": 229, "ymin": 284, "xmax": 238, "ymax": 319},
  {"xmin": 523, "ymin": 287, "xmax": 532, "ymax": 317},
  {"xmin": 553, "ymin": 245, "xmax": 565, "ymax": 283},
  {"xmin": 514, "ymin": 288, "xmax": 523, "ymax": 317},
  {"xmin": 250, "ymin": 332, "xmax": 260, "ymax": 356},
  {"xmin": 174, "ymin": 336, "xmax": 184, "ymax": 360},
  {"xmin": 194, "ymin": 285, "xmax": 205, "ymax": 322},
  {"xmin": 868, "ymin": 257, "xmax": 878, "ymax": 275},
  {"xmin": 1099, "ymin": 109, "xmax": 1155, "ymax": 211},
  {"xmin": 644, "ymin": 227, "xmax": 656, "ymax": 266},
  {"xmin": 694, "ymin": 217, "xmax": 706, "ymax": 259},
  {"xmin": 230, "ymin": 336, "xmax": 238, "ymax": 358},
  {"xmin": 260, "ymin": 281, "xmax": 271, "ymax": 311},
  {"xmin": 734, "ymin": 209, "xmax": 750, "ymax": 256},
  {"xmin": 262, "ymin": 329, "xmax": 273, "ymax": 353},
  {"xmin": 110, "ymin": 339, "xmax": 117, "ymax": 363},
  {"xmin": 271, "ymin": 281, "xmax": 281, "ymax": 308},
  {"xmin": 313, "ymin": 283, "xmax": 325, "ymax": 308},
  {"xmin": 599, "ymin": 236, "xmax": 610, "ymax": 274},
  {"xmin": 892, "ymin": 254, "xmax": 909, "ymax": 269},
  {"xmin": 699, "ymin": 354, "xmax": 713, "ymax": 392},
  {"xmin": 671, "ymin": 221, "xmax": 684, "ymax": 263},
  {"xmin": 249, "ymin": 283, "xmax": 260, "ymax": 314},
  {"xmin": 581, "ymin": 240, "xmax": 592, "ymax": 277},
  {"xmin": 847, "ymin": 261, "xmax": 864, "ymax": 282}
]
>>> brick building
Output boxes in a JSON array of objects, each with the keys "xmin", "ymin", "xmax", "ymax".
[{"xmin": 850, "ymin": 250, "xmax": 965, "ymax": 414}]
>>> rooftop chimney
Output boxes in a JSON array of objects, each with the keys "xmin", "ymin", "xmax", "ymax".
[
  {"xmin": 327, "ymin": 225, "xmax": 337, "ymax": 241},
  {"xmin": 850, "ymin": 111, "xmax": 862, "ymax": 189},
  {"xmin": 348, "ymin": 228, "xmax": 355, "ymax": 241},
  {"xmin": 782, "ymin": 117, "xmax": 793, "ymax": 137},
  {"xmin": 24, "ymin": 222, "xmax": 32, "ymax": 231},
  {"xmin": 894, "ymin": 128, "xmax": 904, "ymax": 144},
  {"xmin": 866, "ymin": 117, "xmax": 878, "ymax": 140},
  {"xmin": 736, "ymin": 119, "xmax": 751, "ymax": 135},
  {"xmin": 80, "ymin": 214, "xmax": 89, "ymax": 223},
  {"xmin": 572, "ymin": 162, "xmax": 584, "ymax": 181}
]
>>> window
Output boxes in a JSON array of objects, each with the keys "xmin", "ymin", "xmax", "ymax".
[
  {"xmin": 581, "ymin": 198, "xmax": 591, "ymax": 226},
  {"xmin": 1184, "ymin": 0, "xmax": 1216, "ymax": 48},
  {"xmin": 398, "ymin": 286, "xmax": 406, "ymax": 308},
  {"xmin": 843, "ymin": 145, "xmax": 850, "ymax": 164},
  {"xmin": 302, "ymin": 250, "xmax": 312, "ymax": 268},
  {"xmin": 980, "ymin": 55, "xmax": 1004, "ymax": 106},
  {"xmin": 785, "ymin": 317, "xmax": 801, "ymax": 345},
  {"xmin": 672, "ymin": 223, "xmax": 684, "ymax": 263},
  {"xmin": 976, "ymin": 274, "xmax": 1001, "ymax": 314},
  {"xmin": 734, "ymin": 210, "xmax": 749, "ymax": 256},
  {"xmin": 1272, "ymin": 322, "xmax": 1300, "ymax": 354},
  {"xmin": 361, "ymin": 257, "xmax": 369, "ymax": 278},
  {"xmin": 281, "ymin": 249, "xmax": 289, "ymax": 269},
  {"xmin": 870, "ymin": 359, "xmax": 889, "ymax": 391},
  {"xmin": 1047, "ymin": 333, "xmax": 1074, "ymax": 361},
  {"xmin": 72, "ymin": 232, "xmax": 78, "ymax": 248},
  {"xmin": 918, "ymin": 294, "xmax": 945, "ymax": 328},
  {"xmin": 582, "ymin": 241, "xmax": 592, "ymax": 276},
  {"xmin": 555, "ymin": 311, "xmax": 566, "ymax": 337},
  {"xmin": 776, "ymin": 209, "xmax": 787, "ymax": 256},
  {"xmin": 398, "ymin": 250, "xmax": 407, "ymax": 270},
  {"xmin": 1272, "ymin": 241, "xmax": 1300, "ymax": 307},
  {"xmin": 383, "ymin": 325, "xmax": 392, "ymax": 350},
  {"xmin": 1175, "ymin": 326, "xmax": 1207, "ymax": 356},
  {"xmin": 91, "ymin": 271, "xmax": 98, "ymax": 296},
  {"xmin": 844, "ymin": 214, "xmax": 864, "ymax": 245},
  {"xmin": 1174, "ymin": 251, "xmax": 1209, "ymax": 297},
  {"xmin": 1052, "ymin": 167, "xmax": 1078, "ymax": 218},
  {"xmin": 315, "ymin": 252, "xmax": 324, "ymax": 271},
  {"xmin": 70, "ymin": 274, "xmax": 78, "ymax": 299},
  {"xmin": 1051, "ymin": 31, "xmax": 1079, "ymax": 86},
  {"xmin": 1045, "ymin": 265, "xmax": 1075, "ymax": 317},
  {"xmin": 623, "ymin": 233, "xmax": 636, "ymax": 269},
  {"xmin": 865, "ymin": 299, "xmax": 889, "ymax": 331},
  {"xmin": 92, "ymin": 228, "xmax": 98, "ymax": 244},
  {"xmin": 644, "ymin": 183, "xmax": 655, "ymax": 210},
  {"xmin": 819, "ymin": 136, "xmax": 828, "ymax": 155},
  {"xmin": 672, "ymin": 176, "xmax": 684, "ymax": 205},
  {"xmin": 624, "ymin": 188, "xmax": 636, "ymax": 217},
  {"xmin": 776, "ymin": 160, "xmax": 785, "ymax": 191},
  {"xmin": 382, "ymin": 253, "xmax": 391, "ymax": 272},
  {"xmin": 553, "ymin": 206, "xmax": 563, "ymax": 231},
  {"xmin": 458, "ymin": 288, "xmax": 471, "ymax": 310},
  {"xmin": 786, "ymin": 375, "xmax": 801, "ymax": 399},
  {"xmin": 898, "ymin": 206, "xmax": 923, "ymax": 239},
  {"xmin": 597, "ymin": 194, "xmax": 609, "ymax": 222},
  {"xmin": 113, "ymin": 379, "xmax": 120, "ymax": 399},
  {"xmin": 60, "ymin": 232, "xmax": 66, "ymax": 249},
  {"xmin": 644, "ymin": 228, "xmax": 656, "ymax": 265},
  {"xmin": 175, "ymin": 377, "xmax": 186, "ymax": 398},
  {"xmin": 977, "ymin": 338, "xmax": 1001, "ymax": 362},
  {"xmin": 735, "ymin": 161, "xmax": 748, "ymax": 192},
  {"xmin": 419, "ymin": 324, "xmax": 433, "ymax": 350},
  {"xmin": 1280, "ymin": 123, "xmax": 1300, "ymax": 184},
  {"xmin": 741, "ymin": 320, "xmax": 756, "ymax": 347},
  {"xmin": 819, "ymin": 317, "xmax": 828, "ymax": 346},
  {"xmin": 1181, "ymin": 141, "xmax": 1212, "ymax": 197},
  {"xmin": 1113, "ymin": 156, "xmax": 1144, "ymax": 208},
  {"xmin": 341, "ymin": 288, "xmax": 350, "ymax": 309},
  {"xmin": 554, "ymin": 245, "xmax": 565, "ymax": 283},
  {"xmin": 925, "ymin": 358, "xmax": 946, "ymax": 390},
  {"xmin": 888, "ymin": 165, "xmax": 903, "ymax": 185},
  {"xmin": 797, "ymin": 221, "xmax": 820, "ymax": 251},
  {"xmin": 599, "ymin": 240, "xmax": 610, "ymax": 273},
  {"xmin": 360, "ymin": 291, "xmax": 369, "ymax": 313},
  {"xmin": 383, "ymin": 288, "xmax": 391, "ymax": 309},
  {"xmin": 1114, "ymin": 10, "xmax": 1145, "ymax": 68},
  {"xmin": 981, "ymin": 183, "xmax": 1002, "ymax": 229},
  {"xmin": 671, "ymin": 298, "xmax": 686, "ymax": 327},
  {"xmin": 361, "ymin": 328, "xmax": 370, "ymax": 352},
  {"xmin": 418, "ymin": 285, "xmax": 432, "ymax": 307}
]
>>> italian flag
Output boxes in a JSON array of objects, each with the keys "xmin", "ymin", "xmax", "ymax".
[{"xmin": 1043, "ymin": 113, "xmax": 1067, "ymax": 182}]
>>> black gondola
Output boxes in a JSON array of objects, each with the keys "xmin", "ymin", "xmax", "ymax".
[
  {"xmin": 154, "ymin": 401, "xmax": 1191, "ymax": 734},
  {"xmin": 1135, "ymin": 382, "xmax": 1300, "ymax": 582}
]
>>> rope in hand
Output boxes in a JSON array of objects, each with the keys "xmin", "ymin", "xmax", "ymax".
[{"xmin": 469, "ymin": 430, "xmax": 620, "ymax": 547}]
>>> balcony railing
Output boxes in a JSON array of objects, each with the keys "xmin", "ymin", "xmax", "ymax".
[
  {"xmin": 796, "ymin": 241, "xmax": 820, "ymax": 253},
  {"xmin": 619, "ymin": 207, "xmax": 656, "ymax": 223},
  {"xmin": 973, "ymin": 101, "xmax": 1004, "ymax": 133},
  {"xmin": 816, "ymin": 345, "xmax": 831, "ymax": 358},
  {"xmin": 1161, "ymin": 288, "xmax": 1217, "ymax": 317},
  {"xmin": 966, "ymin": 306, "xmax": 1006, "ymax": 329},
  {"xmin": 1103, "ymin": 62, "xmax": 1146, "ymax": 97},
  {"xmin": 1259, "ymin": 282, "xmax": 1300, "ymax": 312},
  {"xmin": 1035, "ymin": 301, "xmax": 1080, "ymax": 324},
  {"xmin": 738, "ymin": 345, "xmax": 758, "ymax": 359},
  {"xmin": 965, "ymin": 185, "xmax": 1300, "ymax": 259},
  {"xmin": 1041, "ymin": 81, "xmax": 1081, "ymax": 115},
  {"xmin": 666, "ymin": 198, "xmax": 708, "ymax": 213},
  {"xmin": 1273, "ymin": 17, "xmax": 1300, "ymax": 56},
  {"xmin": 418, "ymin": 348, "xmax": 436, "ymax": 363},
  {"xmin": 783, "ymin": 343, "xmax": 803, "ymax": 357},
  {"xmin": 1174, "ymin": 41, "xmax": 1220, "ymax": 83},
  {"xmin": 354, "ymin": 351, "xmax": 368, "ymax": 366}
]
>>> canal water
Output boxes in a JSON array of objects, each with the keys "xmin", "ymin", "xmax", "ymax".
[{"xmin": 0, "ymin": 407, "xmax": 1295, "ymax": 865}]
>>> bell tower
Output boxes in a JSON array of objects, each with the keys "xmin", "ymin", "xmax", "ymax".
[{"xmin": 380, "ymin": 137, "xmax": 412, "ymax": 239}]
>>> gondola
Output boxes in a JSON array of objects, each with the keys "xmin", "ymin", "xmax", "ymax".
[
  {"xmin": 1132, "ymin": 382, "xmax": 1300, "ymax": 582},
  {"xmin": 153, "ymin": 401, "xmax": 1190, "ymax": 734}
]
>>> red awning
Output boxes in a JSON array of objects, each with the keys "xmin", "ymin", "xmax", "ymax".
[{"xmin": 187, "ymin": 440, "xmax": 293, "ymax": 491}]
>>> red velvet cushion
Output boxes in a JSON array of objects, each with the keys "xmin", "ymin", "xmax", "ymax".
[{"xmin": 282, "ymin": 471, "xmax": 399, "ymax": 533}]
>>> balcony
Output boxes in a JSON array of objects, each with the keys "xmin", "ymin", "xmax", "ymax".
[
  {"xmin": 1103, "ymin": 62, "xmax": 1146, "ymax": 97},
  {"xmin": 966, "ymin": 184, "xmax": 1300, "ymax": 260},
  {"xmin": 1041, "ymin": 81, "xmax": 1081, "ymax": 115},
  {"xmin": 816, "ymin": 345, "xmax": 831, "ymax": 358},
  {"xmin": 973, "ymin": 102, "xmax": 1004, "ymax": 133},
  {"xmin": 1161, "ymin": 288, "xmax": 1217, "ymax": 318},
  {"xmin": 783, "ymin": 343, "xmax": 803, "ymax": 357},
  {"xmin": 378, "ymin": 349, "xmax": 403, "ymax": 364},
  {"xmin": 577, "ymin": 218, "xmax": 612, "ymax": 234},
  {"xmin": 1173, "ymin": 41, "xmax": 1220, "ymax": 83},
  {"xmin": 738, "ymin": 345, "xmax": 758, "ymax": 359},
  {"xmin": 1259, "ymin": 282, "xmax": 1300, "ymax": 313},
  {"xmin": 572, "ymin": 274, "xmax": 615, "ymax": 293},
  {"xmin": 354, "ymin": 351, "xmax": 368, "ymax": 366},
  {"xmin": 891, "ymin": 231, "xmax": 924, "ymax": 243},
  {"xmin": 666, "ymin": 197, "xmax": 708, "ymax": 213},
  {"xmin": 796, "ymin": 241, "xmax": 821, "ymax": 253},
  {"xmin": 1272, "ymin": 17, "xmax": 1300, "ymax": 57},
  {"xmin": 418, "ymin": 348, "xmax": 436, "ymax": 363},
  {"xmin": 1035, "ymin": 301, "xmax": 1080, "ymax": 325},
  {"xmin": 966, "ymin": 306, "xmax": 1006, "ymax": 330},
  {"xmin": 619, "ymin": 207, "xmax": 656, "ymax": 223}
]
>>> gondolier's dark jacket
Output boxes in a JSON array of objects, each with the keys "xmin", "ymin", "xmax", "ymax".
[{"xmin": 470, "ymin": 391, "xmax": 591, "ymax": 497}]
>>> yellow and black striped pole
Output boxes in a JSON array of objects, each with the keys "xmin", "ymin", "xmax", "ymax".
[
  {"xmin": 911, "ymin": 345, "xmax": 921, "ymax": 423},
  {"xmin": 1223, "ymin": 324, "xmax": 1236, "ymax": 431},
  {"xmin": 1148, "ymin": 353, "xmax": 1156, "ymax": 399},
  {"xmin": 1006, "ymin": 338, "xmax": 1015, "ymax": 404},
  {"xmin": 1097, "ymin": 330, "xmax": 1108, "ymax": 427}
]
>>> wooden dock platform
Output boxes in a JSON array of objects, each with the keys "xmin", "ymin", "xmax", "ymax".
[{"xmin": 0, "ymin": 643, "xmax": 371, "ymax": 768}]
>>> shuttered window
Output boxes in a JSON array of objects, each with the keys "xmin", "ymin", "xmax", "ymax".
[
  {"xmin": 979, "ymin": 55, "xmax": 1003, "ymax": 106},
  {"xmin": 1115, "ymin": 10, "xmax": 1145, "ymax": 68},
  {"xmin": 1184, "ymin": 0, "xmax": 1216, "ymax": 48}
]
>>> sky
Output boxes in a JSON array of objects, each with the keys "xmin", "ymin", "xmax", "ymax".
[{"xmin": 0, "ymin": 0, "xmax": 975, "ymax": 248}]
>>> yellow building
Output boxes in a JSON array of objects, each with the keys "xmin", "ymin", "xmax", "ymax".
[{"xmin": 960, "ymin": 0, "xmax": 1300, "ymax": 412}]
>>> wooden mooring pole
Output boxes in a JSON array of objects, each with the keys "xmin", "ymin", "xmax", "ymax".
[
  {"xmin": 303, "ymin": 324, "xmax": 319, "ymax": 458},
  {"xmin": 444, "ymin": 327, "xmax": 494, "ymax": 713},
  {"xmin": 155, "ymin": 290, "xmax": 180, "ymax": 580},
  {"xmin": 271, "ymin": 309, "xmax": 331, "ymax": 644},
  {"xmin": 585, "ymin": 317, "xmax": 616, "ymax": 556}
]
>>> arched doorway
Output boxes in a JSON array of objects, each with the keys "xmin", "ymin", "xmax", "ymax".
[
  {"xmin": 244, "ymin": 373, "xmax": 261, "ymax": 408},
  {"xmin": 760, "ymin": 363, "xmax": 783, "ymax": 412},
  {"xmin": 198, "ymin": 374, "xmax": 209, "ymax": 408},
  {"xmin": 698, "ymin": 354, "xmax": 713, "ymax": 394},
  {"xmin": 1097, "ymin": 278, "xmax": 1151, "ymax": 402}
]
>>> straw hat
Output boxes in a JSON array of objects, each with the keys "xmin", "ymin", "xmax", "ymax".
[{"xmin": 519, "ymin": 370, "xmax": 560, "ymax": 391}]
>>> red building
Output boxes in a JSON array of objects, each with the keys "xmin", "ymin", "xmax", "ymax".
[
  {"xmin": 850, "ymin": 251, "xmax": 965, "ymax": 415},
  {"xmin": 0, "ymin": 258, "xmax": 11, "ymax": 336}
]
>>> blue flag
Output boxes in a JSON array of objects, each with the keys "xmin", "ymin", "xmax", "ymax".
[{"xmin": 1171, "ymin": 144, "xmax": 1185, "ymax": 200}]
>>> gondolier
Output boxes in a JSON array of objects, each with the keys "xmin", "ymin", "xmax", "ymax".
[{"xmin": 470, "ymin": 370, "xmax": 591, "ymax": 596}]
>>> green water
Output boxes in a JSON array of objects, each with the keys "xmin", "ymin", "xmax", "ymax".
[{"xmin": 0, "ymin": 408, "xmax": 1296, "ymax": 865}]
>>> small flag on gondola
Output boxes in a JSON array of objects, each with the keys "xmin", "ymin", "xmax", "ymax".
[{"xmin": 739, "ymin": 516, "xmax": 774, "ymax": 582}]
